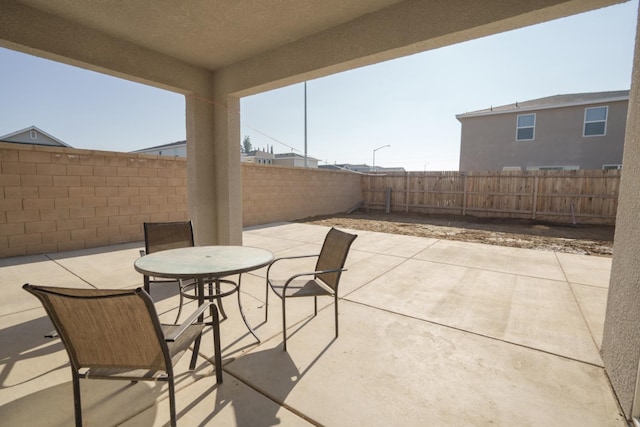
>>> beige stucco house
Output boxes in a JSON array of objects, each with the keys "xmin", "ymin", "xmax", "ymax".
[
  {"xmin": 4, "ymin": 0, "xmax": 640, "ymax": 423},
  {"xmin": 457, "ymin": 90, "xmax": 629, "ymax": 171}
]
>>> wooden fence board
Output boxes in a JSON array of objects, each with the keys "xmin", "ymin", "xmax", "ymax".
[{"xmin": 362, "ymin": 170, "xmax": 621, "ymax": 225}]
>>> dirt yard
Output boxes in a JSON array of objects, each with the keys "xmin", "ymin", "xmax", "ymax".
[{"xmin": 299, "ymin": 211, "xmax": 615, "ymax": 257}]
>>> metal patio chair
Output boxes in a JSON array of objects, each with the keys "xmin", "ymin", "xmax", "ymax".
[
  {"xmin": 265, "ymin": 227, "xmax": 357, "ymax": 350},
  {"xmin": 142, "ymin": 221, "xmax": 196, "ymax": 322},
  {"xmin": 23, "ymin": 284, "xmax": 223, "ymax": 427}
]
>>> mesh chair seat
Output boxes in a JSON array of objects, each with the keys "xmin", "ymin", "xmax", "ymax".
[
  {"xmin": 268, "ymin": 278, "xmax": 335, "ymax": 299},
  {"xmin": 83, "ymin": 323, "xmax": 205, "ymax": 381}
]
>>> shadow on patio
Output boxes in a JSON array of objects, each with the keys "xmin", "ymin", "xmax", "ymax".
[{"xmin": 0, "ymin": 222, "xmax": 625, "ymax": 426}]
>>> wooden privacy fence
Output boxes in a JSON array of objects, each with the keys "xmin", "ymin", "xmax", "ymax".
[{"xmin": 362, "ymin": 170, "xmax": 621, "ymax": 225}]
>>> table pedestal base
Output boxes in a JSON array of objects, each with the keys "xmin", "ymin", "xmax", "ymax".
[{"xmin": 181, "ymin": 274, "xmax": 260, "ymax": 363}]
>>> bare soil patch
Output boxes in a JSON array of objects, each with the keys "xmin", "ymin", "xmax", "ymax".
[{"xmin": 299, "ymin": 212, "xmax": 614, "ymax": 257}]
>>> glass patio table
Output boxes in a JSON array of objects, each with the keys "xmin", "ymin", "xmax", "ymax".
[{"xmin": 134, "ymin": 245, "xmax": 274, "ymax": 343}]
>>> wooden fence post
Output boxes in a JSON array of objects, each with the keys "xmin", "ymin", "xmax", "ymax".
[
  {"xmin": 405, "ymin": 172, "xmax": 409, "ymax": 212},
  {"xmin": 532, "ymin": 175, "xmax": 539, "ymax": 220},
  {"xmin": 462, "ymin": 173, "xmax": 468, "ymax": 216}
]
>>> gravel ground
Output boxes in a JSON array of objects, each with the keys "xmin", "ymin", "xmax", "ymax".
[{"xmin": 299, "ymin": 211, "xmax": 614, "ymax": 257}]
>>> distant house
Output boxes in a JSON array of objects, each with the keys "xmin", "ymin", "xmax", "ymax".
[
  {"xmin": 456, "ymin": 90, "xmax": 629, "ymax": 171},
  {"xmin": 319, "ymin": 163, "xmax": 405, "ymax": 173},
  {"xmin": 274, "ymin": 152, "xmax": 318, "ymax": 168},
  {"xmin": 244, "ymin": 149, "xmax": 274, "ymax": 165},
  {"xmin": 0, "ymin": 126, "xmax": 71, "ymax": 147},
  {"xmin": 132, "ymin": 140, "xmax": 186, "ymax": 157},
  {"xmin": 133, "ymin": 140, "xmax": 320, "ymax": 168}
]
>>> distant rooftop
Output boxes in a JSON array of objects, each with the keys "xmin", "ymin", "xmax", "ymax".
[
  {"xmin": 456, "ymin": 90, "xmax": 630, "ymax": 120},
  {"xmin": 0, "ymin": 125, "xmax": 71, "ymax": 147},
  {"xmin": 131, "ymin": 140, "xmax": 186, "ymax": 153},
  {"xmin": 275, "ymin": 152, "xmax": 319, "ymax": 161},
  {"xmin": 319, "ymin": 163, "xmax": 406, "ymax": 173}
]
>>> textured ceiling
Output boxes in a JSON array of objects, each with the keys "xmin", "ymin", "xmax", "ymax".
[{"xmin": 16, "ymin": 0, "xmax": 404, "ymax": 70}]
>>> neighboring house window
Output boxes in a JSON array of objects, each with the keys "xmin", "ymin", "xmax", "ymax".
[
  {"xmin": 584, "ymin": 106, "xmax": 608, "ymax": 136},
  {"xmin": 526, "ymin": 166, "xmax": 579, "ymax": 171},
  {"xmin": 502, "ymin": 166, "xmax": 521, "ymax": 171},
  {"xmin": 30, "ymin": 130, "xmax": 37, "ymax": 139},
  {"xmin": 516, "ymin": 114, "xmax": 535, "ymax": 141},
  {"xmin": 603, "ymin": 164, "xmax": 622, "ymax": 170}
]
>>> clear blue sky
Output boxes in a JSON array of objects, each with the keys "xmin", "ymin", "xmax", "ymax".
[{"xmin": 1, "ymin": 1, "xmax": 637, "ymax": 171}]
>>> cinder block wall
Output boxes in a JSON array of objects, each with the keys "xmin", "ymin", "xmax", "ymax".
[
  {"xmin": 242, "ymin": 163, "xmax": 362, "ymax": 226},
  {"xmin": 0, "ymin": 143, "xmax": 188, "ymax": 258},
  {"xmin": 0, "ymin": 143, "xmax": 362, "ymax": 258}
]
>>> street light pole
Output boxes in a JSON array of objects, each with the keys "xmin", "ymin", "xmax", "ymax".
[{"xmin": 372, "ymin": 144, "xmax": 390, "ymax": 173}]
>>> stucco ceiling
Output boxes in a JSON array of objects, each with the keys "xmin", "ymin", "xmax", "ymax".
[{"xmin": 14, "ymin": 0, "xmax": 405, "ymax": 70}]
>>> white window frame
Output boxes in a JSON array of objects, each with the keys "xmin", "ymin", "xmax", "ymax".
[
  {"xmin": 603, "ymin": 164, "xmax": 622, "ymax": 170},
  {"xmin": 583, "ymin": 106, "xmax": 608, "ymax": 137},
  {"xmin": 526, "ymin": 165, "xmax": 579, "ymax": 171},
  {"xmin": 516, "ymin": 113, "xmax": 535, "ymax": 141},
  {"xmin": 502, "ymin": 166, "xmax": 522, "ymax": 171}
]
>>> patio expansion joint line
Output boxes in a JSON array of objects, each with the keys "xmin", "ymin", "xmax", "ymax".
[
  {"xmin": 409, "ymin": 256, "xmax": 572, "ymax": 284},
  {"xmin": 554, "ymin": 251, "xmax": 604, "ymax": 358},
  {"xmin": 222, "ymin": 370, "xmax": 324, "ymax": 427},
  {"xmin": 341, "ymin": 241, "xmax": 438, "ymax": 300},
  {"xmin": 342, "ymin": 256, "xmax": 415, "ymax": 299},
  {"xmin": 44, "ymin": 254, "xmax": 98, "ymax": 289},
  {"xmin": 345, "ymin": 298, "xmax": 606, "ymax": 370}
]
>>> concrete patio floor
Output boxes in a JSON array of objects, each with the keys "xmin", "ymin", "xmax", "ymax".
[{"xmin": 0, "ymin": 222, "xmax": 626, "ymax": 426}]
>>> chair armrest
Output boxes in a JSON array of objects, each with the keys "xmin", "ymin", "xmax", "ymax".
[
  {"xmin": 267, "ymin": 254, "xmax": 319, "ymax": 278},
  {"xmin": 282, "ymin": 267, "xmax": 347, "ymax": 290},
  {"xmin": 165, "ymin": 302, "xmax": 213, "ymax": 342},
  {"xmin": 273, "ymin": 254, "xmax": 319, "ymax": 262}
]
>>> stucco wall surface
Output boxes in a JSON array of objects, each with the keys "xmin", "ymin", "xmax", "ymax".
[{"xmin": 602, "ymin": 15, "xmax": 640, "ymax": 417}]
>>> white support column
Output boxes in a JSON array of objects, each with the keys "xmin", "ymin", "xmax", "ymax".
[{"xmin": 186, "ymin": 85, "xmax": 243, "ymax": 246}]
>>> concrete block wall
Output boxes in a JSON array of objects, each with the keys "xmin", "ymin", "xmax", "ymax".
[
  {"xmin": 241, "ymin": 163, "xmax": 362, "ymax": 226},
  {"xmin": 0, "ymin": 143, "xmax": 363, "ymax": 258},
  {"xmin": 0, "ymin": 142, "xmax": 188, "ymax": 258}
]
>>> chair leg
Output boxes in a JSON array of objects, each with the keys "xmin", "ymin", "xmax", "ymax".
[
  {"xmin": 314, "ymin": 296, "xmax": 317, "ymax": 316},
  {"xmin": 168, "ymin": 375, "xmax": 177, "ymax": 427},
  {"xmin": 282, "ymin": 297, "xmax": 287, "ymax": 351},
  {"xmin": 72, "ymin": 370, "xmax": 82, "ymax": 427},
  {"xmin": 265, "ymin": 279, "xmax": 269, "ymax": 322},
  {"xmin": 210, "ymin": 305, "xmax": 223, "ymax": 384},
  {"xmin": 334, "ymin": 294, "xmax": 339, "ymax": 338},
  {"xmin": 174, "ymin": 282, "xmax": 184, "ymax": 323},
  {"xmin": 212, "ymin": 281, "xmax": 228, "ymax": 320},
  {"xmin": 189, "ymin": 334, "xmax": 201, "ymax": 370}
]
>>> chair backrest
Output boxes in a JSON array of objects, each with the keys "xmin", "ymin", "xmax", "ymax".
[
  {"xmin": 315, "ymin": 228, "xmax": 357, "ymax": 290},
  {"xmin": 23, "ymin": 285, "xmax": 169, "ymax": 372},
  {"xmin": 144, "ymin": 221, "xmax": 194, "ymax": 255}
]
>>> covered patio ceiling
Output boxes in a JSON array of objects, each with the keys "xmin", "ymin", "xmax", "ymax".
[{"xmin": 1, "ymin": 0, "xmax": 625, "ymax": 95}]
